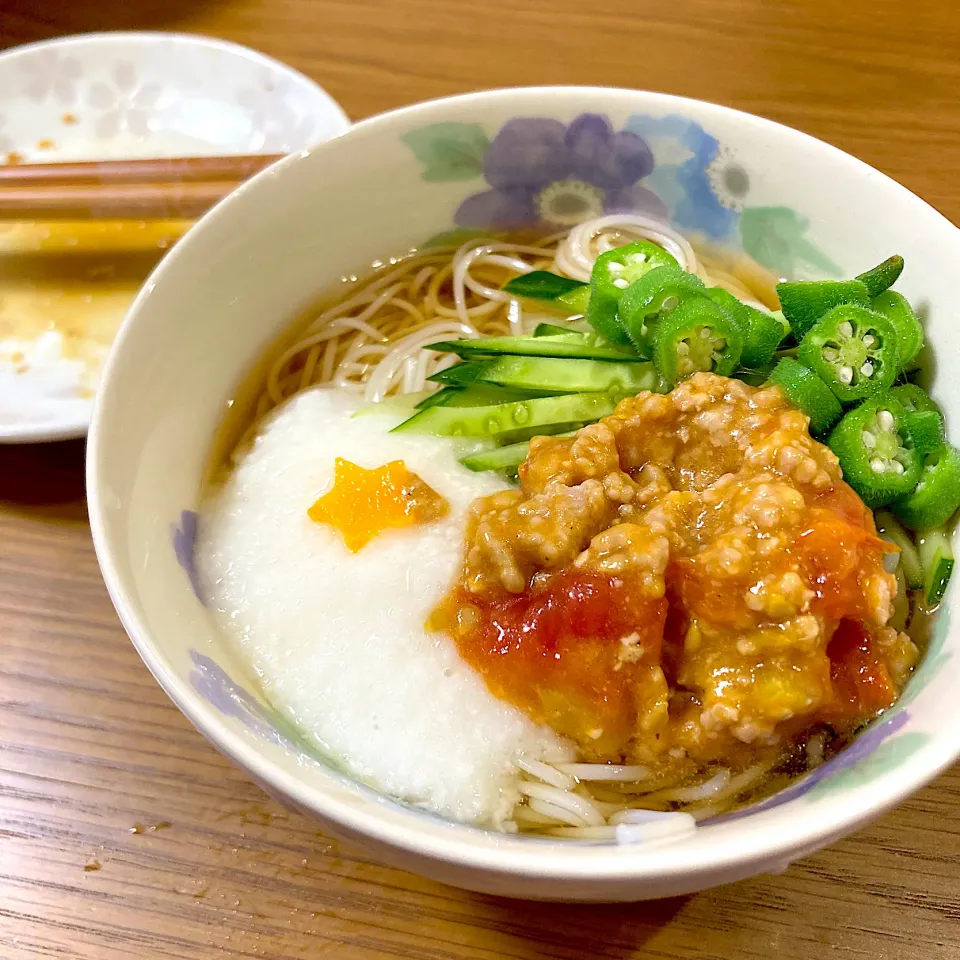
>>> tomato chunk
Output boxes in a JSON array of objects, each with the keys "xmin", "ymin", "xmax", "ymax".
[
  {"xmin": 795, "ymin": 512, "xmax": 888, "ymax": 621},
  {"xmin": 431, "ymin": 571, "xmax": 666, "ymax": 759},
  {"xmin": 826, "ymin": 619, "xmax": 897, "ymax": 726}
]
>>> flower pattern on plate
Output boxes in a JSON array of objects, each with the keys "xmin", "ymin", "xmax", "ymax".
[
  {"xmin": 19, "ymin": 48, "xmax": 81, "ymax": 106},
  {"xmin": 236, "ymin": 74, "xmax": 329, "ymax": 153},
  {"xmin": 87, "ymin": 62, "xmax": 163, "ymax": 139}
]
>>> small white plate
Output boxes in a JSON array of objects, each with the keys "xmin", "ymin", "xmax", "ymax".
[{"xmin": 0, "ymin": 31, "xmax": 349, "ymax": 443}]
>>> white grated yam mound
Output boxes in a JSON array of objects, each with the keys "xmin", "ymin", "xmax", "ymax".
[{"xmin": 196, "ymin": 388, "xmax": 571, "ymax": 826}]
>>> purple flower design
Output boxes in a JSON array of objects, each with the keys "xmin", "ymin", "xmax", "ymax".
[
  {"xmin": 455, "ymin": 113, "xmax": 666, "ymax": 230},
  {"xmin": 189, "ymin": 650, "xmax": 303, "ymax": 752},
  {"xmin": 172, "ymin": 510, "xmax": 205, "ymax": 605},
  {"xmin": 704, "ymin": 710, "xmax": 911, "ymax": 826}
]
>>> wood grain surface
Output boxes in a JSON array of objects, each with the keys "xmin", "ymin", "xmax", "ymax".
[{"xmin": 2, "ymin": 2, "xmax": 960, "ymax": 957}]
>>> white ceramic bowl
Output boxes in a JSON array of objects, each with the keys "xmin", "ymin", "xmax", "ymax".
[
  {"xmin": 0, "ymin": 31, "xmax": 348, "ymax": 443},
  {"xmin": 88, "ymin": 87, "xmax": 960, "ymax": 901}
]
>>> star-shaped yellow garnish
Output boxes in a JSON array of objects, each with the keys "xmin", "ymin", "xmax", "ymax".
[{"xmin": 308, "ymin": 458, "xmax": 449, "ymax": 552}]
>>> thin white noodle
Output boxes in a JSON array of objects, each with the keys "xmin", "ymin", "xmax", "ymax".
[
  {"xmin": 555, "ymin": 213, "xmax": 699, "ymax": 281},
  {"xmin": 513, "ymin": 805, "xmax": 567, "ymax": 827},
  {"xmin": 518, "ymin": 781, "xmax": 605, "ymax": 826},
  {"xmin": 608, "ymin": 808, "xmax": 695, "ymax": 825},
  {"xmin": 643, "ymin": 769, "xmax": 732, "ymax": 804},
  {"xmin": 526, "ymin": 798, "xmax": 591, "ymax": 828},
  {"xmin": 304, "ymin": 283, "xmax": 404, "ymax": 337},
  {"xmin": 363, "ymin": 322, "xmax": 477, "ymax": 402},
  {"xmin": 401, "ymin": 355, "xmax": 418, "ymax": 393},
  {"xmin": 515, "ymin": 757, "xmax": 576, "ymax": 791},
  {"xmin": 544, "ymin": 825, "xmax": 620, "ymax": 840},
  {"xmin": 544, "ymin": 818, "xmax": 696, "ymax": 841},
  {"xmin": 507, "ymin": 298, "xmax": 523, "ymax": 336}
]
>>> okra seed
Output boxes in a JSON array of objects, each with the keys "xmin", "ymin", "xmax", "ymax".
[
  {"xmin": 839, "ymin": 321, "xmax": 854, "ymax": 338},
  {"xmin": 862, "ymin": 430, "xmax": 877, "ymax": 450},
  {"xmin": 661, "ymin": 296, "xmax": 679, "ymax": 312},
  {"xmin": 608, "ymin": 261, "xmax": 625, "ymax": 274},
  {"xmin": 823, "ymin": 347, "xmax": 840, "ymax": 362},
  {"xmin": 627, "ymin": 253, "xmax": 648, "ymax": 265},
  {"xmin": 700, "ymin": 327, "xmax": 713, "ymax": 339},
  {"xmin": 890, "ymin": 460, "xmax": 905, "ymax": 475},
  {"xmin": 862, "ymin": 334, "xmax": 876, "ymax": 347},
  {"xmin": 877, "ymin": 410, "xmax": 895, "ymax": 432},
  {"xmin": 838, "ymin": 366, "xmax": 854, "ymax": 385},
  {"xmin": 860, "ymin": 361, "xmax": 874, "ymax": 377},
  {"xmin": 870, "ymin": 457, "xmax": 887, "ymax": 474},
  {"xmin": 613, "ymin": 277, "xmax": 629, "ymax": 289},
  {"xmin": 676, "ymin": 342, "xmax": 690, "ymax": 356},
  {"xmin": 712, "ymin": 338, "xmax": 726, "ymax": 350}
]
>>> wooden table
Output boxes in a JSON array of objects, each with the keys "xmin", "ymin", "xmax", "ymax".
[{"xmin": 2, "ymin": 2, "xmax": 959, "ymax": 957}]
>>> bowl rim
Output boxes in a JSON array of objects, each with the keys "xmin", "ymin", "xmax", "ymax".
[
  {"xmin": 88, "ymin": 84, "xmax": 960, "ymax": 886},
  {"xmin": 0, "ymin": 29, "xmax": 349, "ymax": 446}
]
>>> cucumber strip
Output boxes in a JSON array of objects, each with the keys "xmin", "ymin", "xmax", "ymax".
[
  {"xmin": 427, "ymin": 335, "xmax": 642, "ymax": 362},
  {"xmin": 433, "ymin": 355, "xmax": 656, "ymax": 395},
  {"xmin": 460, "ymin": 430, "xmax": 580, "ymax": 473},
  {"xmin": 875, "ymin": 510, "xmax": 925, "ymax": 589},
  {"xmin": 392, "ymin": 392, "xmax": 616, "ymax": 438},
  {"xmin": 533, "ymin": 322, "xmax": 587, "ymax": 339},
  {"xmin": 918, "ymin": 527, "xmax": 955, "ymax": 605},
  {"xmin": 556, "ymin": 285, "xmax": 591, "ymax": 314},
  {"xmin": 461, "ymin": 441, "xmax": 534, "ymax": 472},
  {"xmin": 416, "ymin": 384, "xmax": 547, "ymax": 408},
  {"xmin": 427, "ymin": 363, "xmax": 485, "ymax": 386},
  {"xmin": 414, "ymin": 388, "xmax": 457, "ymax": 410}
]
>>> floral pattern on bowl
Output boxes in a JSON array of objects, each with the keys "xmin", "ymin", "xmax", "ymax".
[
  {"xmin": 402, "ymin": 110, "xmax": 839, "ymax": 280},
  {"xmin": 172, "ymin": 510, "xmax": 205, "ymax": 605},
  {"xmin": 439, "ymin": 114, "xmax": 664, "ymax": 228}
]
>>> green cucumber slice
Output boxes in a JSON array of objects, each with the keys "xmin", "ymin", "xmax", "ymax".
[
  {"xmin": 392, "ymin": 392, "xmax": 617, "ymax": 438},
  {"xmin": 460, "ymin": 431, "xmax": 578, "ymax": 473},
  {"xmin": 874, "ymin": 510, "xmax": 924, "ymax": 590},
  {"xmin": 918, "ymin": 528, "xmax": 955, "ymax": 605},
  {"xmin": 431, "ymin": 356, "xmax": 656, "ymax": 395},
  {"xmin": 426, "ymin": 335, "xmax": 642, "ymax": 362}
]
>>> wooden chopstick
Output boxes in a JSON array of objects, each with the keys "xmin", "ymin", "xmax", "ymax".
[{"xmin": 0, "ymin": 153, "xmax": 284, "ymax": 221}]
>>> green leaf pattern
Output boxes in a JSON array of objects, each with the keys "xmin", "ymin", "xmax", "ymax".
[
  {"xmin": 401, "ymin": 123, "xmax": 490, "ymax": 182},
  {"xmin": 739, "ymin": 206, "xmax": 842, "ymax": 279}
]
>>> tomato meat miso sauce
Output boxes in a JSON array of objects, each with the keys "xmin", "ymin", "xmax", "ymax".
[{"xmin": 432, "ymin": 374, "xmax": 918, "ymax": 774}]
